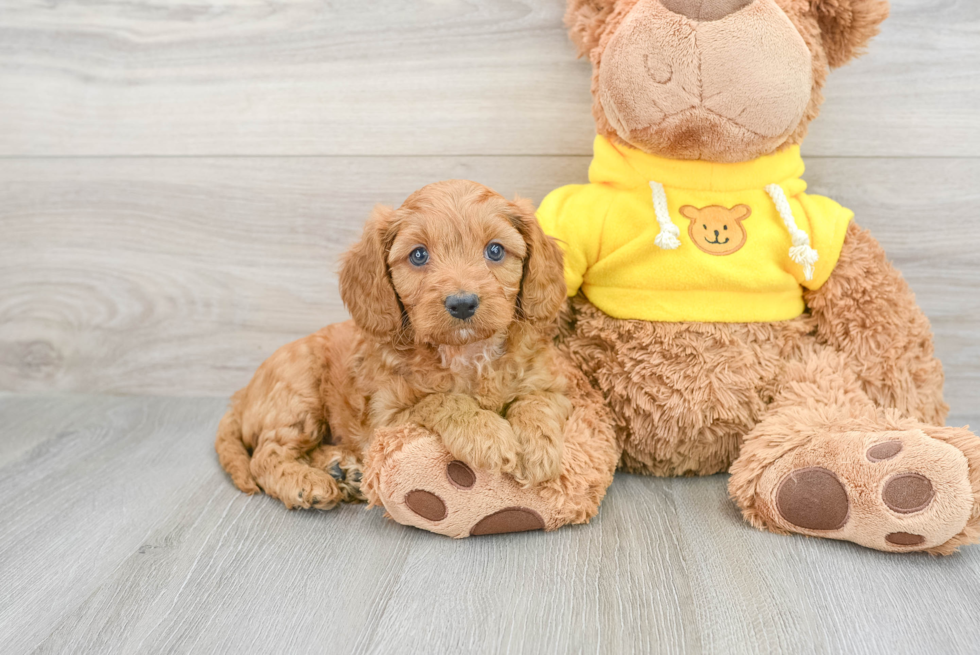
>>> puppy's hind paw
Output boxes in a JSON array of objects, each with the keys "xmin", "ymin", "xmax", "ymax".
[
  {"xmin": 327, "ymin": 458, "xmax": 365, "ymax": 503},
  {"xmin": 310, "ymin": 444, "xmax": 365, "ymax": 504},
  {"xmin": 288, "ymin": 470, "xmax": 343, "ymax": 511}
]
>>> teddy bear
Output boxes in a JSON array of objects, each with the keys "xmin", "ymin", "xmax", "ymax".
[{"xmin": 368, "ymin": 0, "xmax": 980, "ymax": 554}]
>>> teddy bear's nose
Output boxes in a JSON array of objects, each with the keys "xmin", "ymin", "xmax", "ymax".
[{"xmin": 660, "ymin": 0, "xmax": 754, "ymax": 22}]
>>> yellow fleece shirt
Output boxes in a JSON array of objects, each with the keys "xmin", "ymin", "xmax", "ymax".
[{"xmin": 537, "ymin": 135, "xmax": 853, "ymax": 323}]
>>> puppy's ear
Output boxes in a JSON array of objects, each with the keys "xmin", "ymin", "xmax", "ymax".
[
  {"xmin": 565, "ymin": 0, "xmax": 620, "ymax": 57},
  {"xmin": 508, "ymin": 197, "xmax": 567, "ymax": 327},
  {"xmin": 339, "ymin": 205, "xmax": 405, "ymax": 341},
  {"xmin": 811, "ymin": 0, "xmax": 889, "ymax": 68}
]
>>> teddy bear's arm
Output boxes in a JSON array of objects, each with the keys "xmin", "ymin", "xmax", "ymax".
[{"xmin": 804, "ymin": 221, "xmax": 948, "ymax": 424}]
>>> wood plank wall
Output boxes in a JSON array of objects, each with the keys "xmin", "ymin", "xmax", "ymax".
[{"xmin": 1, "ymin": 0, "xmax": 978, "ymax": 412}]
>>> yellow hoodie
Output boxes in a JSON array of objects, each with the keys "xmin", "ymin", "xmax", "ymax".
[{"xmin": 536, "ymin": 135, "xmax": 853, "ymax": 323}]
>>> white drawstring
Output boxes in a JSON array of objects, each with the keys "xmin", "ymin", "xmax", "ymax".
[
  {"xmin": 649, "ymin": 181, "xmax": 681, "ymax": 250},
  {"xmin": 765, "ymin": 183, "xmax": 819, "ymax": 281}
]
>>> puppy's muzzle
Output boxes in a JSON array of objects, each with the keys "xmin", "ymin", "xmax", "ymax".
[{"xmin": 445, "ymin": 293, "xmax": 480, "ymax": 321}]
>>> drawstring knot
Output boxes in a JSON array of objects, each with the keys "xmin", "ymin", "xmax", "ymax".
[{"xmin": 765, "ymin": 183, "xmax": 819, "ymax": 281}]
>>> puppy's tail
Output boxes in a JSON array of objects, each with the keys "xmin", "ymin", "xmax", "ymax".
[{"xmin": 215, "ymin": 393, "xmax": 260, "ymax": 494}]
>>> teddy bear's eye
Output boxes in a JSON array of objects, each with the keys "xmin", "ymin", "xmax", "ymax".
[
  {"xmin": 409, "ymin": 246, "xmax": 429, "ymax": 267},
  {"xmin": 723, "ymin": 225, "xmax": 728, "ymax": 230},
  {"xmin": 703, "ymin": 224, "xmax": 707, "ymax": 230}
]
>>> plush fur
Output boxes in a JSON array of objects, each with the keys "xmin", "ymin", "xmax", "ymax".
[
  {"xmin": 361, "ymin": 353, "xmax": 620, "ymax": 538},
  {"xmin": 551, "ymin": 0, "xmax": 980, "ymax": 554},
  {"xmin": 216, "ymin": 181, "xmax": 585, "ymax": 510},
  {"xmin": 566, "ymin": 0, "xmax": 887, "ymax": 161}
]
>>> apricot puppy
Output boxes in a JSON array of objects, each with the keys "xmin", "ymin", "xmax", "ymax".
[{"xmin": 215, "ymin": 180, "xmax": 569, "ymax": 510}]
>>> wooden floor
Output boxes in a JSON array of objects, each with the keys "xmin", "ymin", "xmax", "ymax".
[
  {"xmin": 1, "ymin": 395, "xmax": 978, "ymax": 654},
  {"xmin": 2, "ymin": 0, "xmax": 980, "ymax": 653}
]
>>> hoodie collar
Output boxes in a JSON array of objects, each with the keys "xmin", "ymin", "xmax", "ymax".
[{"xmin": 588, "ymin": 135, "xmax": 806, "ymax": 193}]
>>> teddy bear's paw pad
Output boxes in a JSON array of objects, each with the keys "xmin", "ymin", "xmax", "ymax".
[
  {"xmin": 759, "ymin": 429, "xmax": 974, "ymax": 553},
  {"xmin": 375, "ymin": 435, "xmax": 558, "ymax": 538},
  {"xmin": 399, "ymin": 462, "xmax": 545, "ymax": 536},
  {"xmin": 775, "ymin": 467, "xmax": 850, "ymax": 531},
  {"xmin": 469, "ymin": 507, "xmax": 545, "ymax": 536}
]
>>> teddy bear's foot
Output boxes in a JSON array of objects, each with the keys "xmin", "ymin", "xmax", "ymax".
[
  {"xmin": 361, "ymin": 425, "xmax": 573, "ymax": 538},
  {"xmin": 747, "ymin": 427, "xmax": 980, "ymax": 554}
]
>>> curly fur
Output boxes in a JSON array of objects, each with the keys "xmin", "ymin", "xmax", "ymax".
[
  {"xmin": 361, "ymin": 356, "xmax": 621, "ymax": 533},
  {"xmin": 215, "ymin": 180, "xmax": 573, "ymax": 509}
]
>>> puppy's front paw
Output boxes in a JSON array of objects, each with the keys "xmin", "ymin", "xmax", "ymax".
[
  {"xmin": 442, "ymin": 410, "xmax": 520, "ymax": 476},
  {"xmin": 507, "ymin": 396, "xmax": 568, "ymax": 486},
  {"xmin": 513, "ymin": 433, "xmax": 563, "ymax": 486}
]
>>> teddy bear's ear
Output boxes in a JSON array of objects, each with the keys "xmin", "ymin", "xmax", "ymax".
[
  {"xmin": 565, "ymin": 0, "xmax": 621, "ymax": 57},
  {"xmin": 810, "ymin": 0, "xmax": 890, "ymax": 68}
]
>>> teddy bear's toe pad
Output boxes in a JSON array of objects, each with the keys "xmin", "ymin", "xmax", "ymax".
[
  {"xmin": 760, "ymin": 429, "xmax": 974, "ymax": 552},
  {"xmin": 447, "ymin": 460, "xmax": 476, "ymax": 489},
  {"xmin": 404, "ymin": 490, "xmax": 448, "ymax": 521},
  {"xmin": 881, "ymin": 473, "xmax": 935, "ymax": 514}
]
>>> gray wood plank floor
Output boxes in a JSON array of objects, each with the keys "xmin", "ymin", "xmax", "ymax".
[{"xmin": 1, "ymin": 395, "xmax": 979, "ymax": 655}]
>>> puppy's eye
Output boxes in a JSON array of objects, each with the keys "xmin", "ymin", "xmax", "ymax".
[
  {"xmin": 409, "ymin": 246, "xmax": 429, "ymax": 267},
  {"xmin": 485, "ymin": 242, "xmax": 505, "ymax": 262}
]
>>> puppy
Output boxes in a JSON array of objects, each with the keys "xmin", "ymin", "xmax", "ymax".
[{"xmin": 215, "ymin": 180, "xmax": 571, "ymax": 510}]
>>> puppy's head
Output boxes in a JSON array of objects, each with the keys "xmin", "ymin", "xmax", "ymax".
[{"xmin": 340, "ymin": 180, "xmax": 565, "ymax": 346}]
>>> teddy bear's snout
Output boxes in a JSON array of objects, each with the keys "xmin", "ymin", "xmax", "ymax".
[{"xmin": 660, "ymin": 0, "xmax": 754, "ymax": 22}]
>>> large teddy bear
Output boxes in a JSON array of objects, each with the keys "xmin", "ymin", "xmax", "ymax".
[{"xmin": 370, "ymin": 0, "xmax": 980, "ymax": 554}]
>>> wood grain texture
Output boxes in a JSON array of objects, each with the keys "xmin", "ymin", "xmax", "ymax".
[
  {"xmin": 2, "ymin": 156, "xmax": 979, "ymax": 414},
  {"xmin": 0, "ymin": 0, "xmax": 977, "ymax": 157},
  {"xmin": 1, "ymin": 1, "xmax": 978, "ymax": 652},
  {"xmin": 1, "ymin": 396, "xmax": 978, "ymax": 655}
]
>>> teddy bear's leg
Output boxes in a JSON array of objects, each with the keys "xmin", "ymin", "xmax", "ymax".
[
  {"xmin": 729, "ymin": 344, "xmax": 980, "ymax": 554},
  {"xmin": 360, "ymin": 364, "xmax": 620, "ymax": 538},
  {"xmin": 805, "ymin": 222, "xmax": 948, "ymax": 425}
]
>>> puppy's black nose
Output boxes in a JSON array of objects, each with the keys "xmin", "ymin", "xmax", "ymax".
[{"xmin": 445, "ymin": 293, "xmax": 479, "ymax": 320}]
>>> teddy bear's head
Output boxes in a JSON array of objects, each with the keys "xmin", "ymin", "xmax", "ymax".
[{"xmin": 566, "ymin": 0, "xmax": 889, "ymax": 162}]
